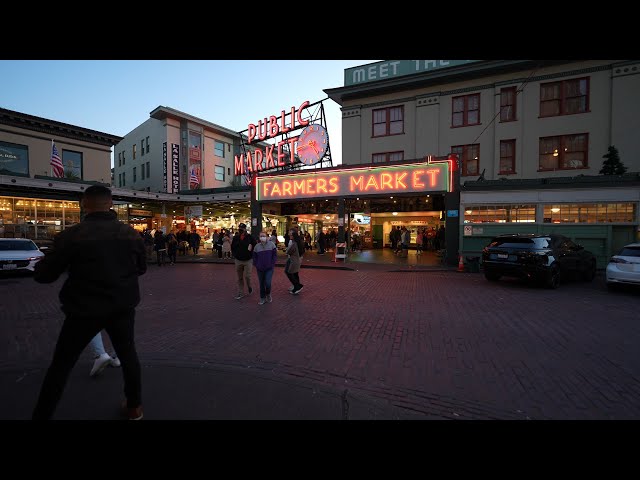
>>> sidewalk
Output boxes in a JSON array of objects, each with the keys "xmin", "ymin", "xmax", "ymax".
[
  {"xmin": 0, "ymin": 360, "xmax": 427, "ymax": 420},
  {"xmin": 170, "ymin": 247, "xmax": 456, "ymax": 272}
]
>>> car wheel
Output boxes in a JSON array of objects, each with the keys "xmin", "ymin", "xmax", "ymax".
[
  {"xmin": 484, "ymin": 271, "xmax": 501, "ymax": 282},
  {"xmin": 545, "ymin": 265, "xmax": 560, "ymax": 289},
  {"xmin": 582, "ymin": 260, "xmax": 596, "ymax": 282}
]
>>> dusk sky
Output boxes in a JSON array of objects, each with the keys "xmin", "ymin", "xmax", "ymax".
[{"xmin": 0, "ymin": 60, "xmax": 377, "ymax": 167}]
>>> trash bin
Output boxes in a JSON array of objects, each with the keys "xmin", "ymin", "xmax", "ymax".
[{"xmin": 466, "ymin": 256, "xmax": 480, "ymax": 273}]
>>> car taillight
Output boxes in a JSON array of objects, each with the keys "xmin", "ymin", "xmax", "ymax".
[{"xmin": 609, "ymin": 257, "xmax": 629, "ymax": 264}]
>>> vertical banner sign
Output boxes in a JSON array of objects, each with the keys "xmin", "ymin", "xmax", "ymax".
[
  {"xmin": 163, "ymin": 142, "xmax": 168, "ymax": 192},
  {"xmin": 171, "ymin": 143, "xmax": 180, "ymax": 193}
]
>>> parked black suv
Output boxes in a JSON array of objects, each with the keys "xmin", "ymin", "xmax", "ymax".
[{"xmin": 481, "ymin": 234, "xmax": 597, "ymax": 289}]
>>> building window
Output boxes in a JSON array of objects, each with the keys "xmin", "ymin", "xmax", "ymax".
[
  {"xmin": 543, "ymin": 203, "xmax": 636, "ymax": 224},
  {"xmin": 61, "ymin": 150, "xmax": 83, "ymax": 180},
  {"xmin": 122, "ymin": 172, "xmax": 126, "ymax": 187},
  {"xmin": 499, "ymin": 140, "xmax": 516, "ymax": 174},
  {"xmin": 141, "ymin": 139, "xmax": 145, "ymax": 156},
  {"xmin": 372, "ymin": 151, "xmax": 404, "ymax": 163},
  {"xmin": 146, "ymin": 137, "xmax": 149, "ymax": 154},
  {"xmin": 452, "ymin": 93, "xmax": 480, "ymax": 127},
  {"xmin": 118, "ymin": 152, "xmax": 121, "ymax": 167},
  {"xmin": 463, "ymin": 205, "xmax": 536, "ymax": 223},
  {"xmin": 451, "ymin": 144, "xmax": 480, "ymax": 176},
  {"xmin": 539, "ymin": 133, "xmax": 588, "ymax": 170},
  {"xmin": 214, "ymin": 141, "xmax": 225, "ymax": 158},
  {"xmin": 227, "ymin": 144, "xmax": 231, "ymax": 152},
  {"xmin": 227, "ymin": 167, "xmax": 230, "ymax": 176},
  {"xmin": 122, "ymin": 151, "xmax": 125, "ymax": 165},
  {"xmin": 0, "ymin": 141, "xmax": 29, "ymax": 175},
  {"xmin": 540, "ymin": 77, "xmax": 589, "ymax": 117},
  {"xmin": 132, "ymin": 144, "xmax": 136, "ymax": 160},
  {"xmin": 146, "ymin": 162, "xmax": 150, "ymax": 178},
  {"xmin": 118, "ymin": 173, "xmax": 121, "ymax": 188},
  {"xmin": 141, "ymin": 164, "xmax": 145, "ymax": 180},
  {"xmin": 133, "ymin": 167, "xmax": 137, "ymax": 183},
  {"xmin": 500, "ymin": 87, "xmax": 517, "ymax": 122},
  {"xmin": 215, "ymin": 165, "xmax": 225, "ymax": 181},
  {"xmin": 372, "ymin": 106, "xmax": 404, "ymax": 137}
]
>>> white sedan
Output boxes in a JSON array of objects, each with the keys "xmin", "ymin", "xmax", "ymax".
[
  {"xmin": 606, "ymin": 242, "xmax": 640, "ymax": 289},
  {"xmin": 0, "ymin": 238, "xmax": 47, "ymax": 272}
]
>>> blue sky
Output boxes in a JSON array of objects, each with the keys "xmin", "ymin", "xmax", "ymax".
[{"xmin": 0, "ymin": 60, "xmax": 376, "ymax": 167}]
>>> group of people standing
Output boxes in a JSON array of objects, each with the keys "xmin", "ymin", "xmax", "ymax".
[
  {"xmin": 390, "ymin": 225, "xmax": 446, "ymax": 257},
  {"xmin": 233, "ymin": 224, "xmax": 305, "ymax": 305}
]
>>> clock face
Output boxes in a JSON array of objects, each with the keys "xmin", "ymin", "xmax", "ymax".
[{"xmin": 296, "ymin": 124, "xmax": 328, "ymax": 166}]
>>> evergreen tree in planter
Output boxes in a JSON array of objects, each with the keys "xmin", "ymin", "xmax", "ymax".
[{"xmin": 600, "ymin": 145, "xmax": 627, "ymax": 175}]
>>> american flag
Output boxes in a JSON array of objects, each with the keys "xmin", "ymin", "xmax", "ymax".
[
  {"xmin": 50, "ymin": 141, "xmax": 64, "ymax": 178},
  {"xmin": 189, "ymin": 168, "xmax": 200, "ymax": 186}
]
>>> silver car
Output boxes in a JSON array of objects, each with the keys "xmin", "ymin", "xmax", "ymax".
[
  {"xmin": 0, "ymin": 238, "xmax": 47, "ymax": 272},
  {"xmin": 606, "ymin": 243, "xmax": 640, "ymax": 290}
]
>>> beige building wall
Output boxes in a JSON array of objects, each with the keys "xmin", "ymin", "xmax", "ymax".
[
  {"xmin": 203, "ymin": 130, "xmax": 235, "ymax": 189},
  {"xmin": 340, "ymin": 60, "xmax": 640, "ymax": 180},
  {"xmin": 1, "ymin": 123, "xmax": 112, "ymax": 183}
]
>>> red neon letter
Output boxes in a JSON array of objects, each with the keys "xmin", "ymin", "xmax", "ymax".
[
  {"xmin": 350, "ymin": 175, "xmax": 364, "ymax": 192},
  {"xmin": 277, "ymin": 141, "xmax": 286, "ymax": 166},
  {"xmin": 254, "ymin": 149, "xmax": 264, "ymax": 171},
  {"xmin": 426, "ymin": 169, "xmax": 439, "ymax": 187},
  {"xmin": 307, "ymin": 179, "xmax": 316, "ymax": 195},
  {"xmin": 395, "ymin": 172, "xmax": 408, "ymax": 189},
  {"xmin": 293, "ymin": 180, "xmax": 305, "ymax": 195},
  {"xmin": 271, "ymin": 182, "xmax": 281, "ymax": 197},
  {"xmin": 265, "ymin": 145, "xmax": 275, "ymax": 169},
  {"xmin": 297, "ymin": 100, "xmax": 310, "ymax": 127},
  {"xmin": 269, "ymin": 116, "xmax": 279, "ymax": 138},
  {"xmin": 328, "ymin": 177, "xmax": 339, "ymax": 193},
  {"xmin": 258, "ymin": 119, "xmax": 267, "ymax": 141},
  {"xmin": 280, "ymin": 110, "xmax": 290, "ymax": 134},
  {"xmin": 282, "ymin": 181, "xmax": 293, "ymax": 197},
  {"xmin": 317, "ymin": 178, "xmax": 328, "ymax": 194},
  {"xmin": 234, "ymin": 154, "xmax": 245, "ymax": 176},
  {"xmin": 246, "ymin": 150, "xmax": 254, "ymax": 173},
  {"xmin": 287, "ymin": 137, "xmax": 298, "ymax": 164},
  {"xmin": 290, "ymin": 106, "xmax": 296, "ymax": 131},
  {"xmin": 262, "ymin": 181, "xmax": 272, "ymax": 198},
  {"xmin": 381, "ymin": 173, "xmax": 393, "ymax": 190},
  {"xmin": 365, "ymin": 175, "xmax": 379, "ymax": 191},
  {"xmin": 412, "ymin": 170, "xmax": 425, "ymax": 189},
  {"xmin": 248, "ymin": 124, "xmax": 256, "ymax": 144}
]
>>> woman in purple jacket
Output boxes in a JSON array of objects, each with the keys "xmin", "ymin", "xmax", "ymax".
[{"xmin": 252, "ymin": 230, "xmax": 278, "ymax": 305}]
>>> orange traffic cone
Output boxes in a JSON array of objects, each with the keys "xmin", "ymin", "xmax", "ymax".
[{"xmin": 457, "ymin": 255, "xmax": 465, "ymax": 272}]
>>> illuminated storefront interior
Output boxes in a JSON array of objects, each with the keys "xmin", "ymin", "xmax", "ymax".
[{"xmin": 0, "ymin": 196, "xmax": 80, "ymax": 239}]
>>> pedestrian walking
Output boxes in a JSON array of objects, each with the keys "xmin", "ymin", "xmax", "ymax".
[
  {"xmin": 253, "ymin": 230, "xmax": 277, "ymax": 305},
  {"xmin": 231, "ymin": 222, "xmax": 257, "ymax": 299}
]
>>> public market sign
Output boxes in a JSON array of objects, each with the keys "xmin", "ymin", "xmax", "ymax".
[
  {"xmin": 255, "ymin": 161, "xmax": 451, "ymax": 202},
  {"xmin": 234, "ymin": 100, "xmax": 310, "ymax": 176},
  {"xmin": 344, "ymin": 60, "xmax": 479, "ymax": 86}
]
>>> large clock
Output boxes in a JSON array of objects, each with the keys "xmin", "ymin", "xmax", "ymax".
[{"xmin": 296, "ymin": 124, "xmax": 328, "ymax": 166}]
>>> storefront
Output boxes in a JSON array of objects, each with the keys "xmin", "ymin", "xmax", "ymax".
[
  {"xmin": 0, "ymin": 195, "xmax": 80, "ymax": 240},
  {"xmin": 250, "ymin": 157, "xmax": 459, "ymax": 256}
]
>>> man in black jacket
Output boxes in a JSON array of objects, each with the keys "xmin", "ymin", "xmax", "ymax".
[
  {"xmin": 32, "ymin": 185, "xmax": 147, "ymax": 420},
  {"xmin": 231, "ymin": 222, "xmax": 257, "ymax": 299}
]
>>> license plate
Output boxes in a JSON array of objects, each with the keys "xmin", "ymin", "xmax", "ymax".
[
  {"xmin": 2, "ymin": 264, "xmax": 17, "ymax": 270},
  {"xmin": 497, "ymin": 253, "xmax": 508, "ymax": 259}
]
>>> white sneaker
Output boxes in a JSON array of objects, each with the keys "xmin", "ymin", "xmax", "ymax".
[
  {"xmin": 258, "ymin": 298, "xmax": 266, "ymax": 305},
  {"xmin": 266, "ymin": 294, "xmax": 272, "ymax": 303},
  {"xmin": 234, "ymin": 293, "xmax": 244, "ymax": 300},
  {"xmin": 110, "ymin": 356, "xmax": 121, "ymax": 367},
  {"xmin": 90, "ymin": 353, "xmax": 113, "ymax": 377},
  {"xmin": 288, "ymin": 286, "xmax": 295, "ymax": 291}
]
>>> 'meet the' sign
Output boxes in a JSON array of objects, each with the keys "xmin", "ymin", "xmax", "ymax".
[
  {"xmin": 345, "ymin": 60, "xmax": 479, "ymax": 86},
  {"xmin": 256, "ymin": 162, "xmax": 450, "ymax": 202}
]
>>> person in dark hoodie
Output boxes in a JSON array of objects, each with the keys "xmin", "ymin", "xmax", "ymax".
[
  {"xmin": 231, "ymin": 222, "xmax": 257, "ymax": 300},
  {"xmin": 252, "ymin": 230, "xmax": 278, "ymax": 305},
  {"xmin": 31, "ymin": 185, "xmax": 146, "ymax": 421}
]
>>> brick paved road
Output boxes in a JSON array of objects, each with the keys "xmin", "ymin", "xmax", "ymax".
[{"xmin": 1, "ymin": 264, "xmax": 638, "ymax": 419}]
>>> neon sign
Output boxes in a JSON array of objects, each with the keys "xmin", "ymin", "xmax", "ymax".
[
  {"xmin": 235, "ymin": 100, "xmax": 311, "ymax": 176},
  {"xmin": 255, "ymin": 161, "xmax": 451, "ymax": 201}
]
